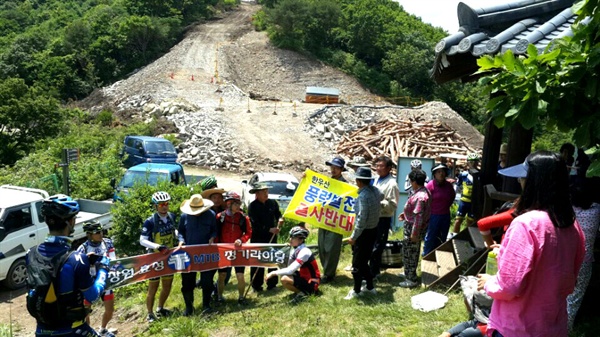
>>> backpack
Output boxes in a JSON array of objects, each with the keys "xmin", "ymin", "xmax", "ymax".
[{"xmin": 26, "ymin": 246, "xmax": 80, "ymax": 326}]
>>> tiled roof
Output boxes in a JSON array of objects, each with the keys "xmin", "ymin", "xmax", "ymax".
[{"xmin": 432, "ymin": 0, "xmax": 578, "ymax": 84}]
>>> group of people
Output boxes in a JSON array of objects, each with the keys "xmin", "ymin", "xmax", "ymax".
[{"xmin": 26, "ymin": 147, "xmax": 597, "ymax": 336}]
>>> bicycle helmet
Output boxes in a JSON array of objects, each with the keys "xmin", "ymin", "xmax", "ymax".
[
  {"xmin": 199, "ymin": 176, "xmax": 218, "ymax": 191},
  {"xmin": 410, "ymin": 159, "xmax": 422, "ymax": 168},
  {"xmin": 289, "ymin": 226, "xmax": 309, "ymax": 239},
  {"xmin": 41, "ymin": 195, "xmax": 80, "ymax": 220},
  {"xmin": 467, "ymin": 153, "xmax": 481, "ymax": 161},
  {"xmin": 223, "ymin": 191, "xmax": 241, "ymax": 202},
  {"xmin": 151, "ymin": 191, "xmax": 171, "ymax": 204},
  {"xmin": 83, "ymin": 220, "xmax": 103, "ymax": 234}
]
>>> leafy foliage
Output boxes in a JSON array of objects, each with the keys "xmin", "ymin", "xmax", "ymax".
[
  {"xmin": 477, "ymin": 0, "xmax": 600, "ymax": 175},
  {"xmin": 110, "ymin": 180, "xmax": 194, "ymax": 256}
]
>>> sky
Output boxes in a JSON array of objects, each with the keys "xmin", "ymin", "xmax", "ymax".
[{"xmin": 394, "ymin": 0, "xmax": 510, "ymax": 32}]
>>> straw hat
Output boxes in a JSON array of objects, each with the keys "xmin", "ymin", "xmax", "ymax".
[
  {"xmin": 201, "ymin": 188, "xmax": 226, "ymax": 199},
  {"xmin": 180, "ymin": 194, "xmax": 214, "ymax": 215}
]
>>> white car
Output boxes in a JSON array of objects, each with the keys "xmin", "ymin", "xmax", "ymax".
[{"xmin": 241, "ymin": 172, "xmax": 299, "ymax": 211}]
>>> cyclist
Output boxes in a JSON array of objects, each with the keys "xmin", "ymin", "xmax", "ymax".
[
  {"xmin": 404, "ymin": 159, "xmax": 429, "ymax": 192},
  {"xmin": 266, "ymin": 226, "xmax": 321, "ymax": 304},
  {"xmin": 27, "ymin": 195, "xmax": 109, "ymax": 337},
  {"xmin": 139, "ymin": 191, "xmax": 184, "ymax": 322},
  {"xmin": 451, "ymin": 153, "xmax": 480, "ymax": 238},
  {"xmin": 77, "ymin": 221, "xmax": 117, "ymax": 337},
  {"xmin": 216, "ymin": 191, "xmax": 252, "ymax": 305}
]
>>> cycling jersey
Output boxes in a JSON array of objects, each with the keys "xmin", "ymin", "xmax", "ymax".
[
  {"xmin": 77, "ymin": 238, "xmax": 116, "ymax": 302},
  {"xmin": 28, "ymin": 236, "xmax": 106, "ymax": 333},
  {"xmin": 140, "ymin": 212, "xmax": 183, "ymax": 252},
  {"xmin": 456, "ymin": 170, "xmax": 474, "ymax": 203},
  {"xmin": 274, "ymin": 243, "xmax": 320, "ymax": 288}
]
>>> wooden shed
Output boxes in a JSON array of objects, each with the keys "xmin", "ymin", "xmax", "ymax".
[{"xmin": 305, "ymin": 86, "xmax": 340, "ymax": 104}]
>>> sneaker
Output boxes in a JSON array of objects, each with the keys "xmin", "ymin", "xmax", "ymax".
[
  {"xmin": 360, "ymin": 285, "xmax": 377, "ymax": 295},
  {"xmin": 343, "ymin": 289, "xmax": 362, "ymax": 300},
  {"xmin": 343, "ymin": 265, "xmax": 353, "ymax": 272},
  {"xmin": 99, "ymin": 329, "xmax": 116, "ymax": 337},
  {"xmin": 215, "ymin": 296, "xmax": 225, "ymax": 306},
  {"xmin": 156, "ymin": 307, "xmax": 173, "ymax": 317},
  {"xmin": 237, "ymin": 297, "xmax": 248, "ymax": 306},
  {"xmin": 447, "ymin": 232, "xmax": 457, "ymax": 241},
  {"xmin": 290, "ymin": 292, "xmax": 308, "ymax": 305},
  {"xmin": 146, "ymin": 313, "xmax": 157, "ymax": 323},
  {"xmin": 399, "ymin": 280, "xmax": 419, "ymax": 288}
]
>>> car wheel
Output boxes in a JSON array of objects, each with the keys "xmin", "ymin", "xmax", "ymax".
[{"xmin": 3, "ymin": 258, "xmax": 27, "ymax": 289}]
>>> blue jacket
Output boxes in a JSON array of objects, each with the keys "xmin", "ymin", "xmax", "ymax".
[{"xmin": 178, "ymin": 210, "xmax": 217, "ymax": 245}]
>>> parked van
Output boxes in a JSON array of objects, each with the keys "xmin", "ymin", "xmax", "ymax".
[
  {"xmin": 0, "ymin": 185, "xmax": 113, "ymax": 289},
  {"xmin": 122, "ymin": 135, "xmax": 178, "ymax": 168}
]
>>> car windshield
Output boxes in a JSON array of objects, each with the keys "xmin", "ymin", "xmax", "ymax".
[
  {"xmin": 145, "ymin": 141, "xmax": 176, "ymax": 155},
  {"xmin": 267, "ymin": 181, "xmax": 298, "ymax": 197},
  {"xmin": 119, "ymin": 171, "xmax": 169, "ymax": 188}
]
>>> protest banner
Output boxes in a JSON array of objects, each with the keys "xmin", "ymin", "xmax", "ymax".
[
  {"xmin": 283, "ymin": 169, "xmax": 358, "ymax": 235},
  {"xmin": 106, "ymin": 243, "xmax": 292, "ymax": 290}
]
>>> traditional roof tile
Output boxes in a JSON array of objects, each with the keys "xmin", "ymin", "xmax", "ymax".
[{"xmin": 432, "ymin": 0, "xmax": 578, "ymax": 84}]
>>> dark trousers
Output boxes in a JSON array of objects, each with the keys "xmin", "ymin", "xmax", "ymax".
[
  {"xmin": 352, "ymin": 227, "xmax": 377, "ymax": 293},
  {"xmin": 403, "ymin": 222, "xmax": 422, "ymax": 282},
  {"xmin": 250, "ymin": 266, "xmax": 278, "ymax": 290},
  {"xmin": 370, "ymin": 217, "xmax": 391, "ymax": 276},
  {"xmin": 447, "ymin": 319, "xmax": 485, "ymax": 337},
  {"xmin": 182, "ymin": 269, "xmax": 216, "ymax": 309},
  {"xmin": 423, "ymin": 213, "xmax": 451, "ymax": 256}
]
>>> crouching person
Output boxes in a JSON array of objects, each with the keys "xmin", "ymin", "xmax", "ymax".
[{"xmin": 266, "ymin": 226, "xmax": 321, "ymax": 304}]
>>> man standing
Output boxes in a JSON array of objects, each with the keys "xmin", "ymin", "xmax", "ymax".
[
  {"xmin": 423, "ymin": 163, "xmax": 456, "ymax": 256},
  {"xmin": 451, "ymin": 153, "xmax": 480, "ymax": 237},
  {"xmin": 319, "ymin": 156, "xmax": 347, "ymax": 283},
  {"xmin": 398, "ymin": 169, "xmax": 431, "ymax": 288},
  {"xmin": 345, "ymin": 167, "xmax": 382, "ymax": 299},
  {"xmin": 202, "ymin": 187, "xmax": 226, "ymax": 214},
  {"xmin": 139, "ymin": 191, "xmax": 184, "ymax": 322},
  {"xmin": 178, "ymin": 194, "xmax": 217, "ymax": 316},
  {"xmin": 370, "ymin": 156, "xmax": 400, "ymax": 279},
  {"xmin": 248, "ymin": 182, "xmax": 283, "ymax": 292}
]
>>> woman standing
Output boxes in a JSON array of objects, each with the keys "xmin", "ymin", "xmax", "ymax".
[{"xmin": 478, "ymin": 151, "xmax": 585, "ymax": 337}]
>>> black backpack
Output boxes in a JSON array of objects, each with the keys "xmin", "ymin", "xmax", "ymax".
[{"xmin": 26, "ymin": 246, "xmax": 79, "ymax": 326}]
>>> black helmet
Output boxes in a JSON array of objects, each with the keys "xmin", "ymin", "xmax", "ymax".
[
  {"xmin": 41, "ymin": 195, "xmax": 80, "ymax": 220},
  {"xmin": 83, "ymin": 220, "xmax": 103, "ymax": 234},
  {"xmin": 289, "ymin": 226, "xmax": 309, "ymax": 239}
]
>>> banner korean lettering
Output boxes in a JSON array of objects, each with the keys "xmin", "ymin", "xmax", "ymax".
[{"xmin": 283, "ymin": 169, "xmax": 358, "ymax": 235}]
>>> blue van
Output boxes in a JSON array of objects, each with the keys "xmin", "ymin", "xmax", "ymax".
[
  {"xmin": 122, "ymin": 136, "xmax": 178, "ymax": 168},
  {"xmin": 112, "ymin": 163, "xmax": 188, "ymax": 202}
]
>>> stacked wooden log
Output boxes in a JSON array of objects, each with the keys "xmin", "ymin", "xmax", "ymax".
[{"xmin": 335, "ymin": 118, "xmax": 479, "ymax": 161}]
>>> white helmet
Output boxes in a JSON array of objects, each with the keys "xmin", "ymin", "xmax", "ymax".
[
  {"xmin": 410, "ymin": 159, "xmax": 422, "ymax": 168},
  {"xmin": 151, "ymin": 191, "xmax": 171, "ymax": 204}
]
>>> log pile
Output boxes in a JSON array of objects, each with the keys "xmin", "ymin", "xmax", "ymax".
[{"xmin": 335, "ymin": 118, "xmax": 479, "ymax": 161}]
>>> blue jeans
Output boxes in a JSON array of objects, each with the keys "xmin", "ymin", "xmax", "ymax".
[
  {"xmin": 423, "ymin": 214, "xmax": 451, "ymax": 256},
  {"xmin": 447, "ymin": 319, "xmax": 484, "ymax": 337}
]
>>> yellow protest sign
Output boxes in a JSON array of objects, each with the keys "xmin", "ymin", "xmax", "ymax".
[{"xmin": 283, "ymin": 169, "xmax": 358, "ymax": 235}]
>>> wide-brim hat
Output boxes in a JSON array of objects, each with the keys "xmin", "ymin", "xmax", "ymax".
[
  {"xmin": 180, "ymin": 194, "xmax": 214, "ymax": 215},
  {"xmin": 249, "ymin": 182, "xmax": 273, "ymax": 194},
  {"xmin": 326, "ymin": 157, "xmax": 347, "ymax": 171},
  {"xmin": 499, "ymin": 143, "xmax": 508, "ymax": 155},
  {"xmin": 201, "ymin": 188, "xmax": 225, "ymax": 199},
  {"xmin": 498, "ymin": 160, "xmax": 528, "ymax": 178},
  {"xmin": 348, "ymin": 156, "xmax": 370, "ymax": 168},
  {"xmin": 432, "ymin": 163, "xmax": 449, "ymax": 174},
  {"xmin": 354, "ymin": 166, "xmax": 374, "ymax": 180}
]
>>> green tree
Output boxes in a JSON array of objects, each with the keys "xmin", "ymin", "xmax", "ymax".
[{"xmin": 0, "ymin": 78, "xmax": 64, "ymax": 165}]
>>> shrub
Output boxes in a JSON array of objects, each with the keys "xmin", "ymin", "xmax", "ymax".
[{"xmin": 110, "ymin": 180, "xmax": 193, "ymax": 256}]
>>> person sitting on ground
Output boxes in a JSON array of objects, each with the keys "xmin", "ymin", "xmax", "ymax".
[
  {"xmin": 216, "ymin": 191, "xmax": 252, "ymax": 305},
  {"xmin": 266, "ymin": 226, "xmax": 321, "ymax": 304},
  {"xmin": 77, "ymin": 221, "xmax": 117, "ymax": 337},
  {"xmin": 139, "ymin": 191, "xmax": 184, "ymax": 323}
]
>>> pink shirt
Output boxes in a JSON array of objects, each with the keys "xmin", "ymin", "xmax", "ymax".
[
  {"xmin": 425, "ymin": 179, "xmax": 455, "ymax": 215},
  {"xmin": 484, "ymin": 210, "xmax": 585, "ymax": 337}
]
